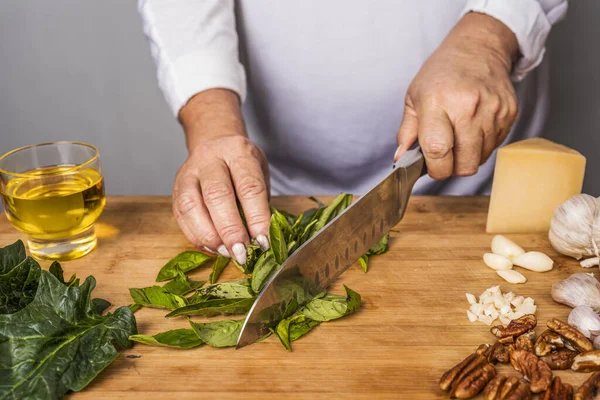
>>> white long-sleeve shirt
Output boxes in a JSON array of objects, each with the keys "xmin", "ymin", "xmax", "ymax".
[{"xmin": 139, "ymin": 0, "xmax": 568, "ymax": 196}]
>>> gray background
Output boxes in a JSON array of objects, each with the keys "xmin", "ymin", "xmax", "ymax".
[{"xmin": 0, "ymin": 1, "xmax": 598, "ymax": 196}]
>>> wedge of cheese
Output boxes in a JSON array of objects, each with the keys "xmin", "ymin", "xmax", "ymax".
[{"xmin": 487, "ymin": 138, "xmax": 586, "ymax": 233}]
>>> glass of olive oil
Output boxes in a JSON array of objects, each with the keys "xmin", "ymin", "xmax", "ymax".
[{"xmin": 0, "ymin": 142, "xmax": 106, "ymax": 260}]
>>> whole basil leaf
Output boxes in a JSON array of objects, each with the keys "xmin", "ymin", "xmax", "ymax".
[
  {"xmin": 193, "ymin": 279, "xmax": 254, "ymax": 301},
  {"xmin": 0, "ymin": 257, "xmax": 41, "ymax": 314},
  {"xmin": 129, "ymin": 286, "xmax": 187, "ymax": 310},
  {"xmin": 92, "ymin": 298, "xmax": 111, "ymax": 315},
  {"xmin": 300, "ymin": 285, "xmax": 361, "ymax": 322},
  {"xmin": 251, "ymin": 251, "xmax": 278, "ymax": 293},
  {"xmin": 0, "ymin": 272, "xmax": 136, "ymax": 399},
  {"xmin": 358, "ymin": 255, "xmax": 369, "ymax": 273},
  {"xmin": 166, "ymin": 297, "xmax": 255, "ymax": 318},
  {"xmin": 209, "ymin": 255, "xmax": 229, "ymax": 284},
  {"xmin": 0, "ymin": 239, "xmax": 26, "ymax": 274},
  {"xmin": 367, "ymin": 234, "xmax": 389, "ymax": 256},
  {"xmin": 156, "ymin": 251, "xmax": 214, "ymax": 282},
  {"xmin": 189, "ymin": 319, "xmax": 244, "ymax": 348},
  {"xmin": 162, "ymin": 270, "xmax": 205, "ymax": 296},
  {"xmin": 130, "ymin": 328, "xmax": 203, "ymax": 349},
  {"xmin": 269, "ymin": 214, "xmax": 288, "ymax": 265}
]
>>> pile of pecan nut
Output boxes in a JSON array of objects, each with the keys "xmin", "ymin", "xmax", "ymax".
[{"xmin": 439, "ymin": 314, "xmax": 600, "ymax": 399}]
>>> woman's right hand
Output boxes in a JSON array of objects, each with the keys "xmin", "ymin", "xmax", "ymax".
[{"xmin": 173, "ymin": 89, "xmax": 271, "ymax": 265}]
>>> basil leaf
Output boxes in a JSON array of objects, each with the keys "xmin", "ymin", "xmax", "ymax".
[
  {"xmin": 308, "ymin": 196, "xmax": 325, "ymax": 208},
  {"xmin": 129, "ymin": 303, "xmax": 142, "ymax": 313},
  {"xmin": 0, "ymin": 239, "xmax": 26, "ymax": 274},
  {"xmin": 233, "ymin": 244, "xmax": 261, "ymax": 274},
  {"xmin": 367, "ymin": 234, "xmax": 389, "ymax": 256},
  {"xmin": 0, "ymin": 272, "xmax": 136, "ymax": 399},
  {"xmin": 193, "ymin": 279, "xmax": 254, "ymax": 300},
  {"xmin": 92, "ymin": 298, "xmax": 111, "ymax": 315},
  {"xmin": 209, "ymin": 255, "xmax": 230, "ymax": 284},
  {"xmin": 0, "ymin": 257, "xmax": 41, "ymax": 314},
  {"xmin": 130, "ymin": 328, "xmax": 203, "ymax": 349},
  {"xmin": 129, "ymin": 286, "xmax": 187, "ymax": 310},
  {"xmin": 300, "ymin": 285, "xmax": 361, "ymax": 322},
  {"xmin": 358, "ymin": 255, "xmax": 369, "ymax": 273},
  {"xmin": 270, "ymin": 214, "xmax": 288, "ymax": 265},
  {"xmin": 289, "ymin": 316, "xmax": 321, "ymax": 342},
  {"xmin": 156, "ymin": 251, "xmax": 214, "ymax": 282},
  {"xmin": 274, "ymin": 314, "xmax": 320, "ymax": 351},
  {"xmin": 251, "ymin": 251, "xmax": 278, "ymax": 293},
  {"xmin": 166, "ymin": 297, "xmax": 255, "ymax": 318},
  {"xmin": 189, "ymin": 319, "xmax": 244, "ymax": 348},
  {"xmin": 311, "ymin": 193, "xmax": 352, "ymax": 235},
  {"xmin": 162, "ymin": 270, "xmax": 205, "ymax": 296}
]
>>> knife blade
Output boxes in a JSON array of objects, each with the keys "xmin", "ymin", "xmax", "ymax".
[{"xmin": 236, "ymin": 146, "xmax": 425, "ymax": 348}]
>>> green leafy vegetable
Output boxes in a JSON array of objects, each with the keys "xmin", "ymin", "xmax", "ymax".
[
  {"xmin": 0, "ymin": 239, "xmax": 26, "ymax": 274},
  {"xmin": 192, "ymin": 279, "xmax": 254, "ymax": 301},
  {"xmin": 209, "ymin": 255, "xmax": 230, "ymax": 284},
  {"xmin": 129, "ymin": 304, "xmax": 142, "ymax": 313},
  {"xmin": 189, "ymin": 319, "xmax": 244, "ymax": 348},
  {"xmin": 0, "ymin": 257, "xmax": 41, "ymax": 314},
  {"xmin": 274, "ymin": 314, "xmax": 320, "ymax": 351},
  {"xmin": 129, "ymin": 286, "xmax": 187, "ymax": 310},
  {"xmin": 156, "ymin": 251, "xmax": 214, "ymax": 282},
  {"xmin": 358, "ymin": 255, "xmax": 369, "ymax": 272},
  {"xmin": 232, "ymin": 243, "xmax": 261, "ymax": 274},
  {"xmin": 250, "ymin": 251, "xmax": 278, "ymax": 293},
  {"xmin": 269, "ymin": 214, "xmax": 288, "ymax": 265},
  {"xmin": 0, "ymin": 271, "xmax": 136, "ymax": 399},
  {"xmin": 166, "ymin": 297, "xmax": 255, "ymax": 318},
  {"xmin": 162, "ymin": 270, "xmax": 205, "ymax": 296},
  {"xmin": 130, "ymin": 328, "xmax": 203, "ymax": 349},
  {"xmin": 367, "ymin": 234, "xmax": 389, "ymax": 256},
  {"xmin": 92, "ymin": 298, "xmax": 111, "ymax": 315}
]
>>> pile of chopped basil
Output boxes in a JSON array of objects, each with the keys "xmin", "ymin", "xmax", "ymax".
[
  {"xmin": 130, "ymin": 193, "xmax": 389, "ymax": 350},
  {"xmin": 0, "ymin": 240, "xmax": 137, "ymax": 400}
]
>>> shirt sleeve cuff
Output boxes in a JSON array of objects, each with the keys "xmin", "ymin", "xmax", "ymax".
[
  {"xmin": 459, "ymin": 0, "xmax": 552, "ymax": 82},
  {"xmin": 158, "ymin": 50, "xmax": 247, "ymax": 117}
]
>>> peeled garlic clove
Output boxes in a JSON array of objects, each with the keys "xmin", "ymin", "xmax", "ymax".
[
  {"xmin": 581, "ymin": 257, "xmax": 600, "ymax": 269},
  {"xmin": 491, "ymin": 235, "xmax": 525, "ymax": 260},
  {"xmin": 568, "ymin": 305, "xmax": 600, "ymax": 338},
  {"xmin": 497, "ymin": 269, "xmax": 527, "ymax": 284},
  {"xmin": 512, "ymin": 251, "xmax": 553, "ymax": 272},
  {"xmin": 552, "ymin": 273, "xmax": 600, "ymax": 312},
  {"xmin": 483, "ymin": 253, "xmax": 513, "ymax": 270}
]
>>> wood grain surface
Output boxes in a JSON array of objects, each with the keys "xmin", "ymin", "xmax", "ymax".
[{"xmin": 0, "ymin": 196, "xmax": 593, "ymax": 399}]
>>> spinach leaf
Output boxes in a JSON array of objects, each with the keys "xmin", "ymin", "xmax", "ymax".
[
  {"xmin": 0, "ymin": 239, "xmax": 26, "ymax": 274},
  {"xmin": 49, "ymin": 261, "xmax": 79, "ymax": 287},
  {"xmin": 156, "ymin": 251, "xmax": 214, "ymax": 282},
  {"xmin": 251, "ymin": 251, "xmax": 278, "ymax": 293},
  {"xmin": 269, "ymin": 214, "xmax": 288, "ymax": 265},
  {"xmin": 0, "ymin": 271, "xmax": 136, "ymax": 399},
  {"xmin": 129, "ymin": 286, "xmax": 187, "ymax": 310},
  {"xmin": 299, "ymin": 285, "xmax": 361, "ymax": 321},
  {"xmin": 189, "ymin": 319, "xmax": 244, "ymax": 348},
  {"xmin": 358, "ymin": 255, "xmax": 369, "ymax": 273},
  {"xmin": 92, "ymin": 298, "xmax": 111, "ymax": 315},
  {"xmin": 166, "ymin": 297, "xmax": 255, "ymax": 318},
  {"xmin": 0, "ymin": 257, "xmax": 41, "ymax": 314},
  {"xmin": 162, "ymin": 270, "xmax": 205, "ymax": 296},
  {"xmin": 273, "ymin": 314, "xmax": 320, "ymax": 351},
  {"xmin": 130, "ymin": 328, "xmax": 203, "ymax": 349},
  {"xmin": 367, "ymin": 234, "xmax": 389, "ymax": 256},
  {"xmin": 209, "ymin": 255, "xmax": 230, "ymax": 284},
  {"xmin": 193, "ymin": 279, "xmax": 254, "ymax": 301}
]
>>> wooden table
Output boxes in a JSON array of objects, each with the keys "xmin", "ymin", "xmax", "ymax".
[{"xmin": 0, "ymin": 196, "xmax": 592, "ymax": 399}]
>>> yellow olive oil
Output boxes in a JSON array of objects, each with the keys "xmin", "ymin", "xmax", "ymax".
[{"xmin": 1, "ymin": 166, "xmax": 106, "ymax": 240}]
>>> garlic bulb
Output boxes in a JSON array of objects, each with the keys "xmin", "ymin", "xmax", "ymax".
[
  {"xmin": 551, "ymin": 273, "xmax": 600, "ymax": 312},
  {"xmin": 549, "ymin": 194, "xmax": 600, "ymax": 260},
  {"xmin": 568, "ymin": 305, "xmax": 600, "ymax": 338}
]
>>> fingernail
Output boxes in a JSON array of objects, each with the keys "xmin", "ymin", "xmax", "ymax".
[
  {"xmin": 202, "ymin": 246, "xmax": 216, "ymax": 254},
  {"xmin": 256, "ymin": 234, "xmax": 270, "ymax": 251},
  {"xmin": 217, "ymin": 245, "xmax": 231, "ymax": 258},
  {"xmin": 232, "ymin": 243, "xmax": 247, "ymax": 265},
  {"xmin": 393, "ymin": 144, "xmax": 403, "ymax": 162}
]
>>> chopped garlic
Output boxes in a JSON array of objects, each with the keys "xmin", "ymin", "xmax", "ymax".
[{"xmin": 465, "ymin": 286, "xmax": 537, "ymax": 326}]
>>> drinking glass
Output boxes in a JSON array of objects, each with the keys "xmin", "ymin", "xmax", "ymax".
[{"xmin": 0, "ymin": 141, "xmax": 106, "ymax": 260}]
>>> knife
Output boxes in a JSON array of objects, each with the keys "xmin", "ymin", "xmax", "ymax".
[{"xmin": 236, "ymin": 146, "xmax": 426, "ymax": 348}]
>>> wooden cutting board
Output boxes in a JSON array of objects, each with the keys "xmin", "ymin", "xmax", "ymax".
[{"xmin": 0, "ymin": 196, "xmax": 593, "ymax": 399}]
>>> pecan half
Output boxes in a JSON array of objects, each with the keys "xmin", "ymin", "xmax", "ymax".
[
  {"xmin": 515, "ymin": 330, "xmax": 536, "ymax": 353},
  {"xmin": 535, "ymin": 330, "xmax": 566, "ymax": 357},
  {"xmin": 483, "ymin": 375, "xmax": 532, "ymax": 400},
  {"xmin": 547, "ymin": 318, "xmax": 593, "ymax": 353},
  {"xmin": 477, "ymin": 343, "xmax": 511, "ymax": 364},
  {"xmin": 540, "ymin": 349, "xmax": 578, "ymax": 370},
  {"xmin": 491, "ymin": 314, "xmax": 537, "ymax": 339},
  {"xmin": 574, "ymin": 371, "xmax": 600, "ymax": 400},
  {"xmin": 510, "ymin": 349, "xmax": 552, "ymax": 393},
  {"xmin": 498, "ymin": 336, "xmax": 515, "ymax": 345},
  {"xmin": 539, "ymin": 376, "xmax": 573, "ymax": 400},
  {"xmin": 440, "ymin": 353, "xmax": 497, "ymax": 398},
  {"xmin": 572, "ymin": 350, "xmax": 600, "ymax": 372}
]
